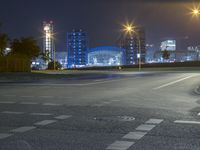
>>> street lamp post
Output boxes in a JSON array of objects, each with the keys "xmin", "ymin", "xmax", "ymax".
[
  {"xmin": 123, "ymin": 23, "xmax": 141, "ymax": 71},
  {"xmin": 190, "ymin": 7, "xmax": 200, "ymax": 61}
]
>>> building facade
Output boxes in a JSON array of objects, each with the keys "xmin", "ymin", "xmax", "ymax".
[
  {"xmin": 43, "ymin": 21, "xmax": 54, "ymax": 64},
  {"xmin": 160, "ymin": 40, "xmax": 176, "ymax": 51},
  {"xmin": 119, "ymin": 27, "xmax": 146, "ymax": 65},
  {"xmin": 67, "ymin": 29, "xmax": 88, "ymax": 68},
  {"xmin": 87, "ymin": 46, "xmax": 125, "ymax": 66}
]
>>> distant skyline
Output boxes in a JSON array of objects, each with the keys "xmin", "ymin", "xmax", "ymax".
[{"xmin": 1, "ymin": 0, "xmax": 200, "ymax": 51}]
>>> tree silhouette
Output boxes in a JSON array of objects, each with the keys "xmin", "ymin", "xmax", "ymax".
[
  {"xmin": 47, "ymin": 61, "xmax": 62, "ymax": 70},
  {"xmin": 0, "ymin": 33, "xmax": 9, "ymax": 56},
  {"xmin": 10, "ymin": 37, "xmax": 40, "ymax": 59},
  {"xmin": 162, "ymin": 50, "xmax": 170, "ymax": 60}
]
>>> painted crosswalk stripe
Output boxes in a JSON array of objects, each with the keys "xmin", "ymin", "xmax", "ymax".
[
  {"xmin": 145, "ymin": 119, "xmax": 163, "ymax": 124},
  {"xmin": 136, "ymin": 124, "xmax": 156, "ymax": 131},
  {"xmin": 2, "ymin": 111, "xmax": 24, "ymax": 114},
  {"xmin": 20, "ymin": 102, "xmax": 38, "ymax": 105},
  {"xmin": 55, "ymin": 115, "xmax": 72, "ymax": 120},
  {"xmin": 34, "ymin": 120, "xmax": 57, "ymax": 126},
  {"xmin": 43, "ymin": 103, "xmax": 61, "ymax": 106},
  {"xmin": 122, "ymin": 131, "xmax": 147, "ymax": 140},
  {"xmin": 30, "ymin": 113, "xmax": 52, "ymax": 116},
  {"xmin": 106, "ymin": 140, "xmax": 134, "ymax": 150},
  {"xmin": 11, "ymin": 126, "xmax": 36, "ymax": 133},
  {"xmin": 0, "ymin": 133, "xmax": 13, "ymax": 139},
  {"xmin": 0, "ymin": 101, "xmax": 15, "ymax": 104},
  {"xmin": 174, "ymin": 120, "xmax": 200, "ymax": 125}
]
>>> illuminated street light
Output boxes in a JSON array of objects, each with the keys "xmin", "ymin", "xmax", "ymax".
[
  {"xmin": 122, "ymin": 22, "xmax": 142, "ymax": 71},
  {"xmin": 189, "ymin": 5, "xmax": 200, "ymax": 17},
  {"xmin": 193, "ymin": 9, "xmax": 199, "ymax": 15},
  {"xmin": 123, "ymin": 23, "xmax": 135, "ymax": 35}
]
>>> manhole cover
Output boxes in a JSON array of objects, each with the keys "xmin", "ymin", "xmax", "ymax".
[
  {"xmin": 93, "ymin": 116, "xmax": 135, "ymax": 122},
  {"xmin": 117, "ymin": 116, "xmax": 135, "ymax": 122}
]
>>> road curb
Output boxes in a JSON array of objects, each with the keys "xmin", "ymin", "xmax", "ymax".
[{"xmin": 194, "ymin": 86, "xmax": 200, "ymax": 95}]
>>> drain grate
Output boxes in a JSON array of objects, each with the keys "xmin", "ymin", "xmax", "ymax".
[
  {"xmin": 93, "ymin": 116, "xmax": 135, "ymax": 122},
  {"xmin": 118, "ymin": 116, "xmax": 135, "ymax": 122}
]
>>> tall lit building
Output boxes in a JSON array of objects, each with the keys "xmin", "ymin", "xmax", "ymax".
[
  {"xmin": 67, "ymin": 29, "xmax": 88, "ymax": 68},
  {"xmin": 119, "ymin": 27, "xmax": 146, "ymax": 65},
  {"xmin": 43, "ymin": 21, "xmax": 54, "ymax": 63}
]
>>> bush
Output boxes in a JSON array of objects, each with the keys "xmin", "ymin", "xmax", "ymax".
[{"xmin": 47, "ymin": 61, "xmax": 62, "ymax": 70}]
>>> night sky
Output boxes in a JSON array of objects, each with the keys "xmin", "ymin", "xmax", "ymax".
[{"xmin": 1, "ymin": 0, "xmax": 200, "ymax": 51}]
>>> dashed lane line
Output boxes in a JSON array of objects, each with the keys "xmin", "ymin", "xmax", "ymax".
[
  {"xmin": 30, "ymin": 113, "xmax": 53, "ymax": 116},
  {"xmin": 135, "ymin": 124, "xmax": 156, "ymax": 131},
  {"xmin": 34, "ymin": 120, "xmax": 57, "ymax": 126},
  {"xmin": 0, "ymin": 133, "xmax": 13, "ymax": 139},
  {"xmin": 39, "ymin": 96, "xmax": 54, "ymax": 98},
  {"xmin": 43, "ymin": 103, "xmax": 62, "ymax": 106},
  {"xmin": 11, "ymin": 126, "xmax": 36, "ymax": 133},
  {"xmin": 3, "ymin": 95, "xmax": 15, "ymax": 97},
  {"xmin": 54, "ymin": 115, "xmax": 72, "ymax": 120},
  {"xmin": 174, "ymin": 120, "xmax": 200, "ymax": 125},
  {"xmin": 106, "ymin": 118, "xmax": 163, "ymax": 150},
  {"xmin": 20, "ymin": 102, "xmax": 39, "ymax": 105},
  {"xmin": 106, "ymin": 141, "xmax": 135, "ymax": 150},
  {"xmin": 0, "ymin": 101, "xmax": 15, "ymax": 104},
  {"xmin": 145, "ymin": 119, "xmax": 163, "ymax": 124},
  {"xmin": 20, "ymin": 96, "xmax": 35, "ymax": 98},
  {"xmin": 122, "ymin": 131, "xmax": 147, "ymax": 140},
  {"xmin": 2, "ymin": 111, "xmax": 24, "ymax": 115}
]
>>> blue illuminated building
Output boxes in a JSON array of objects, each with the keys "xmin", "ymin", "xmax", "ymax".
[
  {"xmin": 87, "ymin": 46, "xmax": 125, "ymax": 66},
  {"xmin": 67, "ymin": 29, "xmax": 88, "ymax": 68}
]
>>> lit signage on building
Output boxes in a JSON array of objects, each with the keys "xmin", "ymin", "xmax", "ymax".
[{"xmin": 160, "ymin": 40, "xmax": 176, "ymax": 51}]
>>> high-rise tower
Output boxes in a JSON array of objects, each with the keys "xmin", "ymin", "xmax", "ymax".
[{"xmin": 43, "ymin": 21, "xmax": 54, "ymax": 64}]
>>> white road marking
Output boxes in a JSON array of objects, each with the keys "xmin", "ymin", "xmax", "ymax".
[
  {"xmin": 43, "ymin": 103, "xmax": 62, "ymax": 106},
  {"xmin": 136, "ymin": 124, "xmax": 156, "ymax": 131},
  {"xmin": 55, "ymin": 115, "xmax": 72, "ymax": 120},
  {"xmin": 20, "ymin": 96, "xmax": 34, "ymax": 98},
  {"xmin": 39, "ymin": 96, "xmax": 53, "ymax": 98},
  {"xmin": 0, "ymin": 101, "xmax": 15, "ymax": 104},
  {"xmin": 111, "ymin": 100, "xmax": 120, "ymax": 102},
  {"xmin": 153, "ymin": 75, "xmax": 197, "ymax": 90},
  {"xmin": 106, "ymin": 140, "xmax": 134, "ymax": 150},
  {"xmin": 20, "ymin": 102, "xmax": 38, "ymax": 105},
  {"xmin": 122, "ymin": 131, "xmax": 147, "ymax": 140},
  {"xmin": 4, "ymin": 77, "xmax": 139, "ymax": 86},
  {"xmin": 2, "ymin": 111, "xmax": 24, "ymax": 114},
  {"xmin": 103, "ymin": 101, "xmax": 111, "ymax": 104},
  {"xmin": 174, "ymin": 120, "xmax": 200, "ymax": 125},
  {"xmin": 34, "ymin": 120, "xmax": 57, "ymax": 126},
  {"xmin": 92, "ymin": 104, "xmax": 104, "ymax": 107},
  {"xmin": 145, "ymin": 119, "xmax": 163, "ymax": 124},
  {"xmin": 30, "ymin": 113, "xmax": 52, "ymax": 116},
  {"xmin": 0, "ymin": 133, "xmax": 13, "ymax": 139},
  {"xmin": 11, "ymin": 126, "xmax": 36, "ymax": 133},
  {"xmin": 3, "ymin": 95, "xmax": 15, "ymax": 97}
]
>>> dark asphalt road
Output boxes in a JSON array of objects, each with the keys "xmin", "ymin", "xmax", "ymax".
[{"xmin": 0, "ymin": 71, "xmax": 200, "ymax": 150}]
